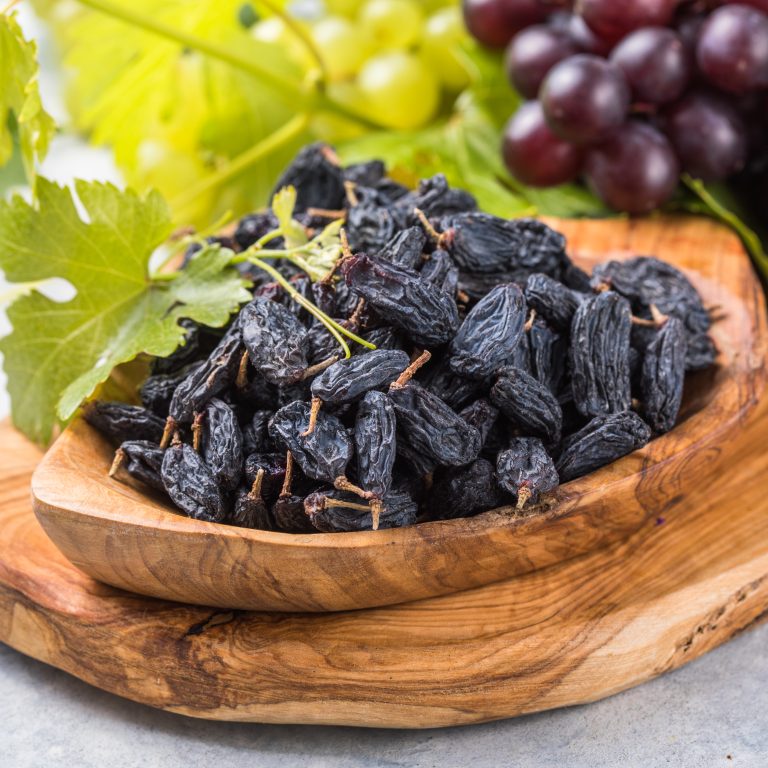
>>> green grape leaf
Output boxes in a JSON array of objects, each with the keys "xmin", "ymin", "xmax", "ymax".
[
  {"xmin": 271, "ymin": 185, "xmax": 308, "ymax": 248},
  {"xmin": 0, "ymin": 178, "xmax": 250, "ymax": 444},
  {"xmin": 43, "ymin": 0, "xmax": 305, "ymax": 225},
  {"xmin": 0, "ymin": 12, "xmax": 55, "ymax": 180}
]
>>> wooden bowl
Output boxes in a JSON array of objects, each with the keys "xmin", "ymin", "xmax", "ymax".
[{"xmin": 31, "ymin": 216, "xmax": 768, "ymax": 613}]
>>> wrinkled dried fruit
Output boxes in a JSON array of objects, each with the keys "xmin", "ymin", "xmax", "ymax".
[
  {"xmin": 311, "ymin": 350, "xmax": 410, "ymax": 404},
  {"xmin": 161, "ymin": 442, "xmax": 227, "ymax": 522},
  {"xmin": 425, "ymin": 459, "xmax": 503, "ymax": 520},
  {"xmin": 389, "ymin": 381, "xmax": 482, "ymax": 466},
  {"xmin": 496, "ymin": 438, "xmax": 558, "ymax": 506},
  {"xmin": 570, "ymin": 291, "xmax": 632, "ymax": 417},
  {"xmin": 269, "ymin": 401, "xmax": 352, "ymax": 482},
  {"xmin": 241, "ymin": 298, "xmax": 308, "ymax": 386},
  {"xmin": 355, "ymin": 390, "xmax": 397, "ymax": 498},
  {"xmin": 524, "ymin": 273, "xmax": 584, "ymax": 331},
  {"xmin": 85, "ymin": 402, "xmax": 166, "ymax": 444},
  {"xmin": 449, "ymin": 284, "xmax": 527, "ymax": 380},
  {"xmin": 641, "ymin": 317, "xmax": 687, "ymax": 433},
  {"xmin": 341, "ymin": 254, "xmax": 460, "ymax": 346},
  {"xmin": 556, "ymin": 411, "xmax": 652, "ymax": 482},
  {"xmin": 490, "ymin": 368, "xmax": 563, "ymax": 443},
  {"xmin": 200, "ymin": 398, "xmax": 243, "ymax": 491}
]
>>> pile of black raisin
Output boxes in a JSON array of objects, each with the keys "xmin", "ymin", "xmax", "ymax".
[{"xmin": 86, "ymin": 143, "xmax": 717, "ymax": 533}]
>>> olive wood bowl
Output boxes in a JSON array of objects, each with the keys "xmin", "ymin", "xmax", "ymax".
[{"xmin": 31, "ymin": 216, "xmax": 768, "ymax": 612}]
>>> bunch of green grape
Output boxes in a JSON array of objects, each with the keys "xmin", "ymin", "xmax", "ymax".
[{"xmin": 249, "ymin": 0, "xmax": 471, "ymax": 132}]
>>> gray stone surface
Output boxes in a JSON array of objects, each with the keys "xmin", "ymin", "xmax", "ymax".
[{"xmin": 2, "ymin": 622, "xmax": 767, "ymax": 768}]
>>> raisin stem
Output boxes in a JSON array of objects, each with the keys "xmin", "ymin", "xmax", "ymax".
[
  {"xmin": 109, "ymin": 448, "xmax": 126, "ymax": 478},
  {"xmin": 323, "ymin": 498, "xmax": 372, "ymax": 513},
  {"xmin": 390, "ymin": 350, "xmax": 432, "ymax": 390},
  {"xmin": 344, "ymin": 181, "xmax": 359, "ymax": 207},
  {"xmin": 302, "ymin": 396, "xmax": 323, "ymax": 436},
  {"xmin": 160, "ymin": 416, "xmax": 176, "ymax": 449},
  {"xmin": 302, "ymin": 355, "xmax": 341, "ymax": 380},
  {"xmin": 307, "ymin": 207, "xmax": 347, "ymax": 219},
  {"xmin": 192, "ymin": 413, "xmax": 205, "ymax": 452},
  {"xmin": 236, "ymin": 350, "xmax": 250, "ymax": 390},
  {"xmin": 524, "ymin": 308, "xmax": 537, "ymax": 332},
  {"xmin": 334, "ymin": 476, "xmax": 374, "ymax": 500},
  {"xmin": 280, "ymin": 451, "xmax": 294, "ymax": 498},
  {"xmin": 249, "ymin": 468, "xmax": 266, "ymax": 501},
  {"xmin": 370, "ymin": 498, "xmax": 384, "ymax": 531},
  {"xmin": 516, "ymin": 487, "xmax": 532, "ymax": 510},
  {"xmin": 413, "ymin": 208, "xmax": 443, "ymax": 245}
]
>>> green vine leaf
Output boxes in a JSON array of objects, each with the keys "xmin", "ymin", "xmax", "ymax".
[
  {"xmin": 0, "ymin": 178, "xmax": 250, "ymax": 444},
  {"xmin": 0, "ymin": 11, "xmax": 56, "ymax": 181}
]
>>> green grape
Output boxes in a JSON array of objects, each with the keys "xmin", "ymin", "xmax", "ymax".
[
  {"xmin": 312, "ymin": 82, "xmax": 369, "ymax": 141},
  {"xmin": 421, "ymin": 7, "xmax": 471, "ymax": 92},
  {"xmin": 357, "ymin": 51, "xmax": 440, "ymax": 129},
  {"xmin": 325, "ymin": 0, "xmax": 363, "ymax": 17},
  {"xmin": 250, "ymin": 17, "xmax": 314, "ymax": 70},
  {"xmin": 311, "ymin": 16, "xmax": 373, "ymax": 81},
  {"xmin": 358, "ymin": 0, "xmax": 424, "ymax": 50}
]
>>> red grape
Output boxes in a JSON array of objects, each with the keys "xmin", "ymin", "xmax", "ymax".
[
  {"xmin": 462, "ymin": 0, "xmax": 549, "ymax": 49},
  {"xmin": 540, "ymin": 54, "xmax": 630, "ymax": 143},
  {"xmin": 502, "ymin": 100, "xmax": 584, "ymax": 185},
  {"xmin": 696, "ymin": 4, "xmax": 768, "ymax": 94},
  {"xmin": 585, "ymin": 121, "xmax": 679, "ymax": 212},
  {"xmin": 610, "ymin": 28, "xmax": 690, "ymax": 105},
  {"xmin": 662, "ymin": 90, "xmax": 747, "ymax": 181},
  {"xmin": 576, "ymin": 0, "xmax": 679, "ymax": 45},
  {"xmin": 504, "ymin": 24, "xmax": 579, "ymax": 98},
  {"xmin": 549, "ymin": 11, "xmax": 612, "ymax": 55}
]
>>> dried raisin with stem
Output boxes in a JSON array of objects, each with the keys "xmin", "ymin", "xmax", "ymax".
[
  {"xmin": 490, "ymin": 368, "xmax": 563, "ymax": 444},
  {"xmin": 389, "ymin": 381, "xmax": 482, "ymax": 466},
  {"xmin": 311, "ymin": 350, "xmax": 410, "ymax": 404},
  {"xmin": 377, "ymin": 226, "xmax": 427, "ymax": 269},
  {"xmin": 110, "ymin": 440, "xmax": 165, "ymax": 492},
  {"xmin": 305, "ymin": 489, "xmax": 417, "ymax": 532},
  {"xmin": 243, "ymin": 452, "xmax": 288, "ymax": 503},
  {"xmin": 524, "ymin": 273, "xmax": 584, "ymax": 332},
  {"xmin": 355, "ymin": 390, "xmax": 397, "ymax": 499},
  {"xmin": 449, "ymin": 284, "xmax": 527, "ymax": 380},
  {"xmin": 271, "ymin": 142, "xmax": 345, "ymax": 213},
  {"xmin": 591, "ymin": 256, "xmax": 710, "ymax": 335},
  {"xmin": 161, "ymin": 440, "xmax": 228, "ymax": 523},
  {"xmin": 169, "ymin": 322, "xmax": 243, "ymax": 424},
  {"xmin": 640, "ymin": 317, "xmax": 687, "ymax": 434},
  {"xmin": 570, "ymin": 291, "xmax": 632, "ymax": 418},
  {"xmin": 199, "ymin": 398, "xmax": 243, "ymax": 491},
  {"xmin": 556, "ymin": 411, "xmax": 652, "ymax": 482},
  {"xmin": 268, "ymin": 401, "xmax": 352, "ymax": 483},
  {"xmin": 85, "ymin": 402, "xmax": 166, "ymax": 444},
  {"xmin": 496, "ymin": 438, "xmax": 559, "ymax": 508},
  {"xmin": 232, "ymin": 469, "xmax": 274, "ymax": 530},
  {"xmin": 240, "ymin": 298, "xmax": 309, "ymax": 386},
  {"xmin": 440, "ymin": 213, "xmax": 567, "ymax": 276},
  {"xmin": 341, "ymin": 253, "xmax": 460, "ymax": 347}
]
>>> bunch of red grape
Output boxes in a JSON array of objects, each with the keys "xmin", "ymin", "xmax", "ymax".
[{"xmin": 463, "ymin": 0, "xmax": 768, "ymax": 213}]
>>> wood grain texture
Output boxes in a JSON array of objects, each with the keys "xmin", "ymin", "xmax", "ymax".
[
  {"xmin": 3, "ymin": 384, "xmax": 768, "ymax": 727},
  {"xmin": 30, "ymin": 216, "xmax": 768, "ymax": 612}
]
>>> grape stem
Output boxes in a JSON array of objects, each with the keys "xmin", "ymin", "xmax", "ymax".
[
  {"xmin": 170, "ymin": 113, "xmax": 310, "ymax": 214},
  {"xmin": 71, "ymin": 0, "xmax": 384, "ymax": 130},
  {"xmin": 257, "ymin": 0, "xmax": 328, "ymax": 85}
]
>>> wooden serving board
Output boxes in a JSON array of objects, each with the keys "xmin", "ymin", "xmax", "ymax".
[{"xmin": 3, "ymin": 387, "xmax": 768, "ymax": 727}]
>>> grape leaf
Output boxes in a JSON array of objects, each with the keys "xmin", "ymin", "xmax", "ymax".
[
  {"xmin": 42, "ymin": 0, "xmax": 306, "ymax": 225},
  {"xmin": 0, "ymin": 178, "xmax": 250, "ymax": 443},
  {"xmin": 0, "ymin": 12, "xmax": 55, "ymax": 180}
]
